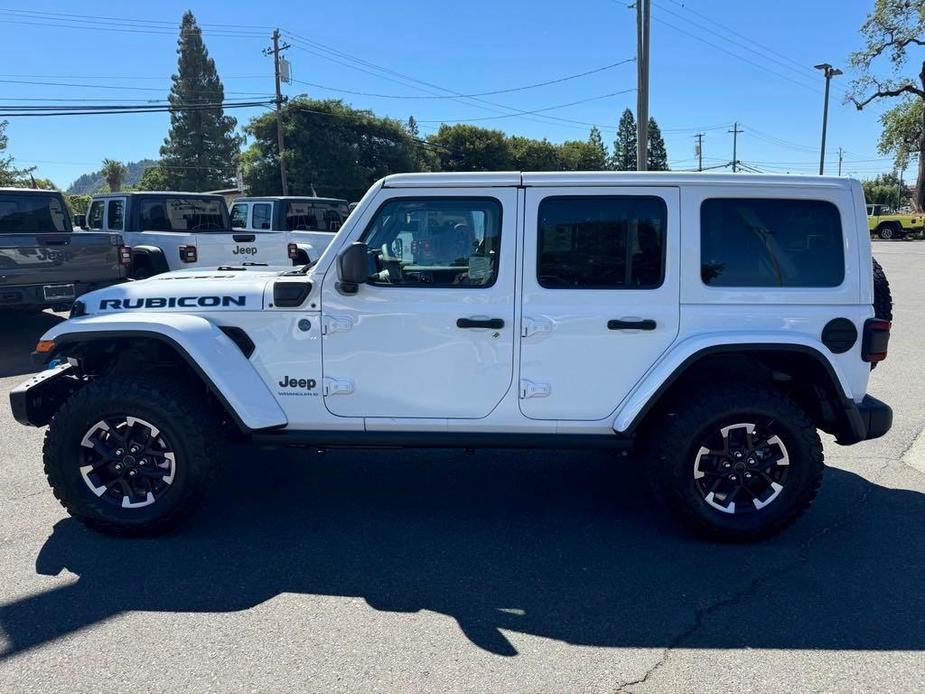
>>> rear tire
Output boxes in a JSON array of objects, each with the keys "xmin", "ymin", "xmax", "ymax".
[
  {"xmin": 646, "ymin": 385, "xmax": 824, "ymax": 542},
  {"xmin": 878, "ymin": 222, "xmax": 900, "ymax": 240},
  {"xmin": 872, "ymin": 256, "xmax": 893, "ymax": 322},
  {"xmin": 43, "ymin": 376, "xmax": 219, "ymax": 536}
]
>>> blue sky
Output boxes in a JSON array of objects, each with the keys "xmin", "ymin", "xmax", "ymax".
[{"xmin": 0, "ymin": 0, "xmax": 910, "ymax": 189}]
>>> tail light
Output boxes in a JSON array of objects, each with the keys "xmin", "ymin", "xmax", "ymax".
[
  {"xmin": 179, "ymin": 245, "xmax": 198, "ymax": 263},
  {"xmin": 288, "ymin": 243, "xmax": 299, "ymax": 260},
  {"xmin": 862, "ymin": 318, "xmax": 891, "ymax": 363},
  {"xmin": 118, "ymin": 245, "xmax": 132, "ymax": 266}
]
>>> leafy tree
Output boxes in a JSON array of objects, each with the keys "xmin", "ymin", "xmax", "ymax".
[
  {"xmin": 100, "ymin": 159, "xmax": 127, "ymax": 192},
  {"xmin": 242, "ymin": 98, "xmax": 416, "ymax": 200},
  {"xmin": 427, "ymin": 124, "xmax": 513, "ymax": 171},
  {"xmin": 647, "ymin": 117, "xmax": 669, "ymax": 170},
  {"xmin": 67, "ymin": 194, "xmax": 91, "ymax": 219},
  {"xmin": 587, "ymin": 126, "xmax": 610, "ymax": 169},
  {"xmin": 136, "ymin": 163, "xmax": 170, "ymax": 191},
  {"xmin": 510, "ymin": 136, "xmax": 563, "ymax": 170},
  {"xmin": 0, "ymin": 120, "xmax": 33, "ymax": 186},
  {"xmin": 863, "ymin": 171, "xmax": 908, "ymax": 209},
  {"xmin": 849, "ymin": 0, "xmax": 925, "ymax": 209},
  {"xmin": 611, "ymin": 108, "xmax": 637, "ymax": 171},
  {"xmin": 159, "ymin": 11, "xmax": 241, "ymax": 191},
  {"xmin": 878, "ymin": 96, "xmax": 922, "ymax": 172}
]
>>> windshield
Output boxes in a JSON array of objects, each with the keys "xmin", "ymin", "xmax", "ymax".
[
  {"xmin": 285, "ymin": 200, "xmax": 349, "ymax": 232},
  {"xmin": 0, "ymin": 193, "xmax": 69, "ymax": 233},
  {"xmin": 139, "ymin": 197, "xmax": 230, "ymax": 232}
]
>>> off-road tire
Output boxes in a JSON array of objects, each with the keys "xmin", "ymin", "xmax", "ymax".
[
  {"xmin": 43, "ymin": 376, "xmax": 219, "ymax": 536},
  {"xmin": 878, "ymin": 222, "xmax": 901, "ymax": 240},
  {"xmin": 646, "ymin": 385, "xmax": 824, "ymax": 542},
  {"xmin": 872, "ymin": 257, "xmax": 893, "ymax": 322}
]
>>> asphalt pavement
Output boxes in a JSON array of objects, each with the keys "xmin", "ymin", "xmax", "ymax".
[{"xmin": 0, "ymin": 241, "xmax": 923, "ymax": 693}]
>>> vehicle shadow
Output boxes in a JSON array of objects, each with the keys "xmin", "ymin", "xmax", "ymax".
[
  {"xmin": 1, "ymin": 448, "xmax": 922, "ymax": 658},
  {"xmin": 0, "ymin": 310, "xmax": 65, "ymax": 378}
]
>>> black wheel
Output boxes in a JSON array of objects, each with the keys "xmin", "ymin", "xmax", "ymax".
[
  {"xmin": 878, "ymin": 223, "xmax": 899, "ymax": 240},
  {"xmin": 872, "ymin": 257, "xmax": 893, "ymax": 322},
  {"xmin": 646, "ymin": 385, "xmax": 824, "ymax": 542},
  {"xmin": 43, "ymin": 376, "xmax": 218, "ymax": 536}
]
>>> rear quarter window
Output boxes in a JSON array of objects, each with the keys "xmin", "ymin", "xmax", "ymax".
[{"xmin": 700, "ymin": 198, "xmax": 844, "ymax": 288}]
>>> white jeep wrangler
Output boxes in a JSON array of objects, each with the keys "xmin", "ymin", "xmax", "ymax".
[{"xmin": 12, "ymin": 172, "xmax": 893, "ymax": 541}]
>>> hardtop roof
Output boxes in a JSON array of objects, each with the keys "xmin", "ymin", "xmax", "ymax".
[{"xmin": 233, "ymin": 195, "xmax": 349, "ymax": 204}]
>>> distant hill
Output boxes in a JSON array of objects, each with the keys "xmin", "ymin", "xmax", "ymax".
[{"xmin": 67, "ymin": 159, "xmax": 157, "ymax": 194}]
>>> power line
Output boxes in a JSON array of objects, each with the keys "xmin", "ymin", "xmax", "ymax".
[
  {"xmin": 0, "ymin": 99, "xmax": 275, "ymax": 117},
  {"xmin": 416, "ymin": 89, "xmax": 635, "ymax": 124}
]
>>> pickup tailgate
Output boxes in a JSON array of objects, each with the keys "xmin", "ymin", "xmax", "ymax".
[
  {"xmin": 0, "ymin": 232, "xmax": 124, "ymax": 287},
  {"xmin": 194, "ymin": 231, "xmax": 289, "ymax": 267}
]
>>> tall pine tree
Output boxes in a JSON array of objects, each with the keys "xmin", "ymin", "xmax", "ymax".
[
  {"xmin": 588, "ymin": 126, "xmax": 610, "ymax": 169},
  {"xmin": 646, "ymin": 117, "xmax": 669, "ymax": 171},
  {"xmin": 611, "ymin": 108, "xmax": 637, "ymax": 171},
  {"xmin": 160, "ymin": 11, "xmax": 241, "ymax": 191}
]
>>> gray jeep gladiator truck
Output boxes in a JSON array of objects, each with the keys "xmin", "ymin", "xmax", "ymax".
[{"xmin": 0, "ymin": 188, "xmax": 130, "ymax": 311}]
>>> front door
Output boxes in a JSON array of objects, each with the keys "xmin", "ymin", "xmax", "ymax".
[
  {"xmin": 320, "ymin": 188, "xmax": 519, "ymax": 419},
  {"xmin": 519, "ymin": 187, "xmax": 681, "ymax": 420}
]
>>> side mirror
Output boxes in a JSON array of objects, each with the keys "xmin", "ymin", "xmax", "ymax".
[
  {"xmin": 336, "ymin": 242, "xmax": 369, "ymax": 295},
  {"xmin": 74, "ymin": 214, "xmax": 87, "ymax": 229}
]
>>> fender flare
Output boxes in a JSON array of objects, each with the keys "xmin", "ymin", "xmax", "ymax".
[
  {"xmin": 39, "ymin": 313, "xmax": 288, "ymax": 433},
  {"xmin": 613, "ymin": 335, "xmax": 853, "ymax": 435},
  {"xmin": 130, "ymin": 245, "xmax": 169, "ymax": 275},
  {"xmin": 292, "ymin": 241, "xmax": 316, "ymax": 263}
]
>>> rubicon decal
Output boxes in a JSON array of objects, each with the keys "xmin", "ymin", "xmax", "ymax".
[{"xmin": 99, "ymin": 296, "xmax": 247, "ymax": 310}]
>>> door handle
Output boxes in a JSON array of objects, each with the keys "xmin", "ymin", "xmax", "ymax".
[
  {"xmin": 457, "ymin": 317, "xmax": 505, "ymax": 329},
  {"xmin": 608, "ymin": 319, "xmax": 657, "ymax": 331}
]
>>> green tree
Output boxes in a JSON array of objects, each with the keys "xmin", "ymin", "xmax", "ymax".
[
  {"xmin": 611, "ymin": 108, "xmax": 637, "ymax": 171},
  {"xmin": 136, "ymin": 163, "xmax": 170, "ymax": 191},
  {"xmin": 509, "ymin": 136, "xmax": 563, "ymax": 170},
  {"xmin": 427, "ymin": 124, "xmax": 513, "ymax": 171},
  {"xmin": 863, "ymin": 171, "xmax": 908, "ymax": 209},
  {"xmin": 242, "ymin": 98, "xmax": 417, "ymax": 200},
  {"xmin": 159, "ymin": 11, "xmax": 241, "ymax": 191},
  {"xmin": 67, "ymin": 194, "xmax": 91, "ymax": 218},
  {"xmin": 100, "ymin": 159, "xmax": 127, "ymax": 192},
  {"xmin": 405, "ymin": 115, "xmax": 420, "ymax": 139},
  {"xmin": 878, "ymin": 96, "xmax": 922, "ymax": 172},
  {"xmin": 587, "ymin": 126, "xmax": 610, "ymax": 169},
  {"xmin": 647, "ymin": 117, "xmax": 669, "ymax": 170},
  {"xmin": 0, "ymin": 120, "xmax": 32, "ymax": 186},
  {"xmin": 849, "ymin": 0, "xmax": 925, "ymax": 209}
]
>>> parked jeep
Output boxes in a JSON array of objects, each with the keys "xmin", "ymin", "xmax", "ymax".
[
  {"xmin": 13, "ymin": 172, "xmax": 892, "ymax": 542},
  {"xmin": 229, "ymin": 196, "xmax": 351, "ymax": 265},
  {"xmin": 866, "ymin": 203, "xmax": 923, "ymax": 240},
  {"xmin": 84, "ymin": 192, "xmax": 290, "ymax": 278},
  {"xmin": 0, "ymin": 188, "xmax": 129, "ymax": 311}
]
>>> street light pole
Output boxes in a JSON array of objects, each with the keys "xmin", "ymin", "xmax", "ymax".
[{"xmin": 814, "ymin": 63, "xmax": 842, "ymax": 175}]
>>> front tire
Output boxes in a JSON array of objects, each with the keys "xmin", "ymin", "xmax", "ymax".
[
  {"xmin": 646, "ymin": 385, "xmax": 824, "ymax": 542},
  {"xmin": 43, "ymin": 376, "xmax": 218, "ymax": 536},
  {"xmin": 878, "ymin": 223, "xmax": 900, "ymax": 240}
]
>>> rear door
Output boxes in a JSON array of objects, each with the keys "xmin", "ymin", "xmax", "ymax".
[{"xmin": 519, "ymin": 186, "xmax": 681, "ymax": 420}]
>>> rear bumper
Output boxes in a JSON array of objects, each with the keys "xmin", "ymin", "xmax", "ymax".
[
  {"xmin": 836, "ymin": 394, "xmax": 892, "ymax": 445},
  {"xmin": 0, "ymin": 279, "xmax": 124, "ymax": 309}
]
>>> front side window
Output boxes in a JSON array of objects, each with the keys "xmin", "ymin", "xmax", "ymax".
[
  {"xmin": 87, "ymin": 200, "xmax": 105, "ymax": 230},
  {"xmin": 700, "ymin": 198, "xmax": 844, "ymax": 288},
  {"xmin": 139, "ymin": 198, "xmax": 228, "ymax": 232},
  {"xmin": 230, "ymin": 203, "xmax": 248, "ymax": 228},
  {"xmin": 0, "ymin": 194, "xmax": 70, "ymax": 233},
  {"xmin": 253, "ymin": 203, "xmax": 272, "ymax": 230},
  {"xmin": 537, "ymin": 196, "xmax": 666, "ymax": 289},
  {"xmin": 360, "ymin": 197, "xmax": 502, "ymax": 287},
  {"xmin": 107, "ymin": 199, "xmax": 124, "ymax": 230}
]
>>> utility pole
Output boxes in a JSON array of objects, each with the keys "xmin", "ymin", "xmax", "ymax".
[
  {"xmin": 837, "ymin": 147, "xmax": 843, "ymax": 176},
  {"xmin": 635, "ymin": 0, "xmax": 650, "ymax": 171},
  {"xmin": 694, "ymin": 133, "xmax": 704, "ymax": 172},
  {"xmin": 264, "ymin": 29, "xmax": 291, "ymax": 195},
  {"xmin": 729, "ymin": 122, "xmax": 742, "ymax": 173},
  {"xmin": 814, "ymin": 63, "xmax": 842, "ymax": 175}
]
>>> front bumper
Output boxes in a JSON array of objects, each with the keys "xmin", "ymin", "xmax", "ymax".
[
  {"xmin": 837, "ymin": 394, "xmax": 892, "ymax": 445},
  {"xmin": 9, "ymin": 363, "xmax": 79, "ymax": 427}
]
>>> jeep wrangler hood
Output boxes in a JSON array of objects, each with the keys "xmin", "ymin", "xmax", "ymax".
[{"xmin": 74, "ymin": 267, "xmax": 296, "ymax": 315}]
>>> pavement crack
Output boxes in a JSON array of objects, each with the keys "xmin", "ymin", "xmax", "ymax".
[{"xmin": 615, "ymin": 458, "xmax": 893, "ymax": 693}]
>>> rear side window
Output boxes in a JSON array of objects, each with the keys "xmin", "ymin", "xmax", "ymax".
[
  {"xmin": 253, "ymin": 203, "xmax": 272, "ymax": 230},
  {"xmin": 107, "ymin": 200, "xmax": 124, "ymax": 230},
  {"xmin": 285, "ymin": 201, "xmax": 346, "ymax": 232},
  {"xmin": 230, "ymin": 203, "xmax": 248, "ymax": 228},
  {"xmin": 537, "ymin": 196, "xmax": 666, "ymax": 289},
  {"xmin": 701, "ymin": 198, "xmax": 844, "ymax": 287},
  {"xmin": 139, "ymin": 198, "xmax": 228, "ymax": 232},
  {"xmin": 87, "ymin": 200, "xmax": 104, "ymax": 230},
  {"xmin": 0, "ymin": 194, "xmax": 70, "ymax": 233}
]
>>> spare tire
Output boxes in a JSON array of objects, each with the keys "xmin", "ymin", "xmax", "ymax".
[{"xmin": 872, "ymin": 257, "xmax": 893, "ymax": 322}]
